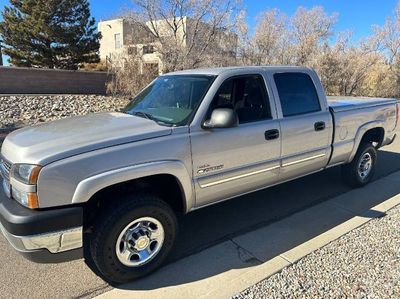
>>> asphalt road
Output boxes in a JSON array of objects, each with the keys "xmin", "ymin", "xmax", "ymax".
[{"xmin": 1, "ymin": 140, "xmax": 400, "ymax": 299}]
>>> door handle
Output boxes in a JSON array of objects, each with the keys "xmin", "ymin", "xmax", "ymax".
[
  {"xmin": 265, "ymin": 129, "xmax": 280, "ymax": 140},
  {"xmin": 314, "ymin": 121, "xmax": 326, "ymax": 131}
]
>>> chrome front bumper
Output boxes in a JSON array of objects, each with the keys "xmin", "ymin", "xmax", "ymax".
[{"xmin": 0, "ymin": 221, "xmax": 83, "ymax": 254}]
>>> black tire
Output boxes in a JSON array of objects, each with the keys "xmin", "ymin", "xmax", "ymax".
[
  {"xmin": 341, "ymin": 142, "xmax": 377, "ymax": 188},
  {"xmin": 90, "ymin": 194, "xmax": 178, "ymax": 284}
]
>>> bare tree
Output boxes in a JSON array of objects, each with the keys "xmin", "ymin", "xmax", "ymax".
[
  {"xmin": 370, "ymin": 1, "xmax": 400, "ymax": 97},
  {"xmin": 316, "ymin": 32, "xmax": 381, "ymax": 96},
  {"xmin": 372, "ymin": 2, "xmax": 400, "ymax": 64},
  {"xmin": 290, "ymin": 6, "xmax": 337, "ymax": 65},
  {"xmin": 235, "ymin": 9, "xmax": 251, "ymax": 65},
  {"xmin": 108, "ymin": 1, "xmax": 400, "ymax": 98},
  {"xmin": 126, "ymin": 0, "xmax": 242, "ymax": 72},
  {"xmin": 246, "ymin": 9, "xmax": 287, "ymax": 65},
  {"xmin": 239, "ymin": 6, "xmax": 336, "ymax": 66}
]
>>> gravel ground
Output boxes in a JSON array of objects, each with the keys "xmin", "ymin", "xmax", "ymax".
[
  {"xmin": 233, "ymin": 204, "xmax": 400, "ymax": 299},
  {"xmin": 0, "ymin": 94, "xmax": 130, "ymax": 128}
]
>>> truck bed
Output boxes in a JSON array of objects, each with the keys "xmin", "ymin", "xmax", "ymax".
[
  {"xmin": 327, "ymin": 96, "xmax": 398, "ymax": 167},
  {"xmin": 328, "ymin": 96, "xmax": 399, "ymax": 112}
]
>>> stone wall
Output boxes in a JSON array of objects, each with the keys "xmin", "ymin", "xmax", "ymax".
[{"xmin": 0, "ymin": 67, "xmax": 109, "ymax": 94}]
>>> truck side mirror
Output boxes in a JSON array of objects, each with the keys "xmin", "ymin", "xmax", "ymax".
[{"xmin": 203, "ymin": 108, "xmax": 239, "ymax": 129}]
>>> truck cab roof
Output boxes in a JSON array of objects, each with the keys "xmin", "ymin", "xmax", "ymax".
[{"xmin": 164, "ymin": 66, "xmax": 312, "ymax": 77}]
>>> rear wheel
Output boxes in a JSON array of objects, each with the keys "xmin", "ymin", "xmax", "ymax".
[
  {"xmin": 341, "ymin": 142, "xmax": 377, "ymax": 187},
  {"xmin": 90, "ymin": 194, "xmax": 177, "ymax": 284}
]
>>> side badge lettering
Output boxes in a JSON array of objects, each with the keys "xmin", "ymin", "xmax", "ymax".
[{"xmin": 197, "ymin": 164, "xmax": 224, "ymax": 174}]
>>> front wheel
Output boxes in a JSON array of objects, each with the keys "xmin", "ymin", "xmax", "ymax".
[
  {"xmin": 90, "ymin": 194, "xmax": 178, "ymax": 284},
  {"xmin": 341, "ymin": 142, "xmax": 377, "ymax": 187}
]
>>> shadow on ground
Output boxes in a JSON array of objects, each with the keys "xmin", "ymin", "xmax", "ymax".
[
  {"xmin": 105, "ymin": 148, "xmax": 400, "ymax": 291},
  {"xmin": 171, "ymin": 149, "xmax": 400, "ymax": 262}
]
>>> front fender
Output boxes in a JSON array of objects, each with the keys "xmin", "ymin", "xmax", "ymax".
[
  {"xmin": 71, "ymin": 161, "xmax": 195, "ymax": 212},
  {"xmin": 347, "ymin": 121, "xmax": 384, "ymax": 163}
]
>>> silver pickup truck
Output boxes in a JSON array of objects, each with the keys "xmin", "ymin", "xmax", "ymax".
[{"xmin": 0, "ymin": 66, "xmax": 399, "ymax": 283}]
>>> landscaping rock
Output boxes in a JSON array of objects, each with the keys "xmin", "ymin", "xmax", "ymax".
[
  {"xmin": 233, "ymin": 204, "xmax": 400, "ymax": 299},
  {"xmin": 0, "ymin": 94, "xmax": 130, "ymax": 128}
]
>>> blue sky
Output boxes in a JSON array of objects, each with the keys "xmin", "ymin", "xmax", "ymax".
[
  {"xmin": 1, "ymin": 0, "xmax": 399, "ymax": 64},
  {"xmin": 92, "ymin": 0, "xmax": 399, "ymax": 38}
]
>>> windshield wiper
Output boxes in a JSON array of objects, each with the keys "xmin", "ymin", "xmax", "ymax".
[
  {"xmin": 132, "ymin": 111, "xmax": 153, "ymax": 120},
  {"xmin": 131, "ymin": 111, "xmax": 173, "ymax": 127}
]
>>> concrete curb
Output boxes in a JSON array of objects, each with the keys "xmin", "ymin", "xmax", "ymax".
[{"xmin": 96, "ymin": 171, "xmax": 400, "ymax": 299}]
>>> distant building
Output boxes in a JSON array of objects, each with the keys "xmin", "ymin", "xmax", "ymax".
[
  {"xmin": 98, "ymin": 17, "xmax": 237, "ymax": 74},
  {"xmin": 98, "ymin": 18, "xmax": 164, "ymax": 73}
]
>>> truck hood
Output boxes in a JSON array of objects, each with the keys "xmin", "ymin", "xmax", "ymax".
[{"xmin": 1, "ymin": 112, "xmax": 172, "ymax": 165}]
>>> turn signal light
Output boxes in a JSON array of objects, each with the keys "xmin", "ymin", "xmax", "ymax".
[{"xmin": 27, "ymin": 193, "xmax": 39, "ymax": 209}]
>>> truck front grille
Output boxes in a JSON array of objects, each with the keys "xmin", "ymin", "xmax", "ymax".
[{"xmin": 0, "ymin": 157, "xmax": 11, "ymax": 180}]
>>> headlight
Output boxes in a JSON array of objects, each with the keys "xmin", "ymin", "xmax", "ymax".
[
  {"xmin": 12, "ymin": 164, "xmax": 42, "ymax": 185},
  {"xmin": 12, "ymin": 186, "xmax": 39, "ymax": 209}
]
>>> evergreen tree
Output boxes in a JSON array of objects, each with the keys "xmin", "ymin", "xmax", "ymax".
[{"xmin": 0, "ymin": 0, "xmax": 100, "ymax": 69}]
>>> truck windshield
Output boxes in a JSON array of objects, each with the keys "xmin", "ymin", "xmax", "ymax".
[{"xmin": 123, "ymin": 75, "xmax": 216, "ymax": 126}]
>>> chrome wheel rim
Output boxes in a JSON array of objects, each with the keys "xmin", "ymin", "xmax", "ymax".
[
  {"xmin": 115, "ymin": 217, "xmax": 165, "ymax": 267},
  {"xmin": 358, "ymin": 152, "xmax": 373, "ymax": 179}
]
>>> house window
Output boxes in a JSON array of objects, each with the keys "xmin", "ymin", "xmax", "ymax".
[
  {"xmin": 114, "ymin": 33, "xmax": 121, "ymax": 49},
  {"xmin": 143, "ymin": 45, "xmax": 155, "ymax": 54}
]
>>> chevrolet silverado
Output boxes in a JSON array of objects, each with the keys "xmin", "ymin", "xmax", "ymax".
[{"xmin": 0, "ymin": 66, "xmax": 399, "ymax": 283}]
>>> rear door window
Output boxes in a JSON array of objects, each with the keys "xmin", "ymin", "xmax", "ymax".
[{"xmin": 274, "ymin": 73, "xmax": 321, "ymax": 117}]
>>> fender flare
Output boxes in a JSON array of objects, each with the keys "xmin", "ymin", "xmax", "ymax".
[
  {"xmin": 71, "ymin": 160, "xmax": 195, "ymax": 212},
  {"xmin": 347, "ymin": 120, "xmax": 384, "ymax": 163}
]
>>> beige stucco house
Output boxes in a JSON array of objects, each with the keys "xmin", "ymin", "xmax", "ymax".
[
  {"xmin": 98, "ymin": 17, "xmax": 237, "ymax": 74},
  {"xmin": 98, "ymin": 18, "xmax": 161, "ymax": 73}
]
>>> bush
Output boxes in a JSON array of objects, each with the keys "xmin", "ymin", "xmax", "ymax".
[{"xmin": 107, "ymin": 56, "xmax": 158, "ymax": 96}]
